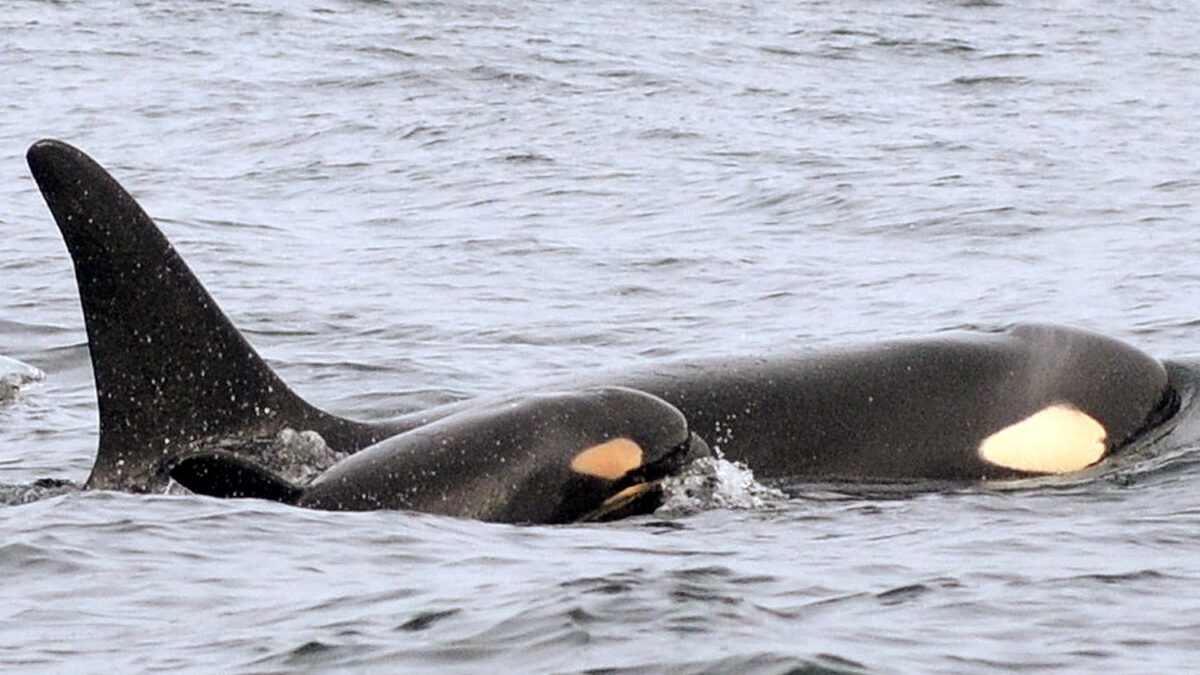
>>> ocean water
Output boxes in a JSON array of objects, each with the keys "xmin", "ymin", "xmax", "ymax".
[{"xmin": 4, "ymin": 0, "xmax": 1200, "ymax": 671}]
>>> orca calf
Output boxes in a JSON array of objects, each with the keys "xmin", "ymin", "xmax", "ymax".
[
  {"xmin": 172, "ymin": 387, "xmax": 709, "ymax": 523},
  {"xmin": 23, "ymin": 140, "xmax": 1186, "ymax": 518}
]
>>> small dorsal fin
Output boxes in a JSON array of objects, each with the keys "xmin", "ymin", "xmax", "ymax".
[
  {"xmin": 170, "ymin": 452, "xmax": 303, "ymax": 503},
  {"xmin": 26, "ymin": 140, "xmax": 385, "ymax": 491}
]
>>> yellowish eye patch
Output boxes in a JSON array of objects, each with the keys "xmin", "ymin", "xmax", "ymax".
[{"xmin": 978, "ymin": 404, "xmax": 1107, "ymax": 474}]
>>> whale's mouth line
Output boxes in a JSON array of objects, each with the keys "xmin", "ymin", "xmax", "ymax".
[
  {"xmin": 581, "ymin": 481, "xmax": 663, "ymax": 522},
  {"xmin": 580, "ymin": 432, "xmax": 710, "ymax": 522}
]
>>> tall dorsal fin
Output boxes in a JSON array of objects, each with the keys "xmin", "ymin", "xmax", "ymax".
[{"xmin": 26, "ymin": 139, "xmax": 384, "ymax": 491}]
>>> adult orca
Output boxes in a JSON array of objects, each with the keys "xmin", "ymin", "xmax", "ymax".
[
  {"xmin": 24, "ymin": 139, "xmax": 1185, "ymax": 504},
  {"xmin": 171, "ymin": 387, "xmax": 709, "ymax": 523}
]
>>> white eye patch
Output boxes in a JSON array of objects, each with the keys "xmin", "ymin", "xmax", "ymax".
[{"xmin": 978, "ymin": 405, "xmax": 1107, "ymax": 474}]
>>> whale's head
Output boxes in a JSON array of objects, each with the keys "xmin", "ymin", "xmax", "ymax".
[
  {"xmin": 521, "ymin": 386, "xmax": 713, "ymax": 523},
  {"xmin": 287, "ymin": 385, "xmax": 713, "ymax": 523}
]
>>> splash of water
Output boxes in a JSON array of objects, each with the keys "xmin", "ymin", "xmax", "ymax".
[
  {"xmin": 658, "ymin": 456, "xmax": 784, "ymax": 514},
  {"xmin": 0, "ymin": 355, "xmax": 44, "ymax": 404}
]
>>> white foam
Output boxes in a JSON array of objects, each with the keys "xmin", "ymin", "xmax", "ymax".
[
  {"xmin": 265, "ymin": 428, "xmax": 339, "ymax": 483},
  {"xmin": 658, "ymin": 456, "xmax": 784, "ymax": 514},
  {"xmin": 0, "ymin": 355, "xmax": 45, "ymax": 403},
  {"xmin": 191, "ymin": 427, "xmax": 339, "ymax": 485}
]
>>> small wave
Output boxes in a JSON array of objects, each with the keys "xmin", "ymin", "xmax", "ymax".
[
  {"xmin": 872, "ymin": 37, "xmax": 976, "ymax": 55},
  {"xmin": 499, "ymin": 152, "xmax": 554, "ymax": 164},
  {"xmin": 1101, "ymin": 441, "xmax": 1200, "ymax": 489},
  {"xmin": 0, "ymin": 478, "xmax": 79, "ymax": 506},
  {"xmin": 397, "ymin": 608, "xmax": 461, "ymax": 632},
  {"xmin": 940, "ymin": 74, "xmax": 1032, "ymax": 88},
  {"xmin": 0, "ymin": 355, "xmax": 45, "ymax": 404},
  {"xmin": 659, "ymin": 457, "xmax": 784, "ymax": 514},
  {"xmin": 0, "ymin": 539, "xmax": 88, "ymax": 575},
  {"xmin": 577, "ymin": 652, "xmax": 871, "ymax": 675},
  {"xmin": 1063, "ymin": 570, "xmax": 1169, "ymax": 585}
]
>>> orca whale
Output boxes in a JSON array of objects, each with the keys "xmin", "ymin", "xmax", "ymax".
[
  {"xmin": 23, "ymin": 139, "xmax": 1185, "ymax": 514},
  {"xmin": 171, "ymin": 386, "xmax": 710, "ymax": 523}
]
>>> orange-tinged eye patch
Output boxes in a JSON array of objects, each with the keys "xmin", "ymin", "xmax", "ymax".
[{"xmin": 570, "ymin": 438, "xmax": 643, "ymax": 480}]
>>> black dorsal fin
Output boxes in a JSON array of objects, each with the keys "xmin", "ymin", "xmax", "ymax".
[
  {"xmin": 170, "ymin": 452, "xmax": 304, "ymax": 504},
  {"xmin": 26, "ymin": 139, "xmax": 383, "ymax": 491}
]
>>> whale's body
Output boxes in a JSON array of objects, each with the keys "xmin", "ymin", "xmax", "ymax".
[{"xmin": 22, "ymin": 139, "xmax": 1184, "ymax": 519}]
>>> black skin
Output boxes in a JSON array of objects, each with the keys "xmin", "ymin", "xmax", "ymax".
[
  {"xmin": 25, "ymin": 140, "xmax": 1181, "ymax": 504},
  {"xmin": 170, "ymin": 387, "xmax": 711, "ymax": 524},
  {"xmin": 25, "ymin": 140, "xmax": 380, "ymax": 491}
]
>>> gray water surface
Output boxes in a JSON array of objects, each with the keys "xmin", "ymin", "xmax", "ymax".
[{"xmin": 4, "ymin": 0, "xmax": 1200, "ymax": 671}]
